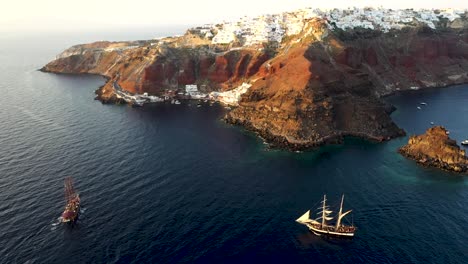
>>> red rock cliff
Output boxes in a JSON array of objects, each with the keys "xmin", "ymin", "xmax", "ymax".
[
  {"xmin": 41, "ymin": 18, "xmax": 468, "ymax": 149},
  {"xmin": 42, "ymin": 41, "xmax": 271, "ymax": 102}
]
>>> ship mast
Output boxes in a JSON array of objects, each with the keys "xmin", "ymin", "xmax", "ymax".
[
  {"xmin": 336, "ymin": 194, "xmax": 352, "ymax": 229},
  {"xmin": 64, "ymin": 177, "xmax": 75, "ymax": 202},
  {"xmin": 318, "ymin": 195, "xmax": 333, "ymax": 227},
  {"xmin": 321, "ymin": 195, "xmax": 326, "ymax": 227}
]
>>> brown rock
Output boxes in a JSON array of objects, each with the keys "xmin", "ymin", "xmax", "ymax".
[{"xmin": 399, "ymin": 126, "xmax": 468, "ymax": 173}]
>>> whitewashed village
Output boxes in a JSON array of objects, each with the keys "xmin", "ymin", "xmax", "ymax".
[{"xmin": 115, "ymin": 7, "xmax": 467, "ymax": 107}]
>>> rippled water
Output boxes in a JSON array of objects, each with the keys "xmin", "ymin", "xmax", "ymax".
[{"xmin": 0, "ymin": 33, "xmax": 467, "ymax": 263}]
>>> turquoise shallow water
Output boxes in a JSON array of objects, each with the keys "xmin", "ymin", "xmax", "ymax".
[{"xmin": 0, "ymin": 33, "xmax": 467, "ymax": 263}]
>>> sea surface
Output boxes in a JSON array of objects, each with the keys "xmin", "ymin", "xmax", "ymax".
[{"xmin": 0, "ymin": 31, "xmax": 467, "ymax": 264}]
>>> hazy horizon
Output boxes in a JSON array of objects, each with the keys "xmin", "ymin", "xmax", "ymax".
[{"xmin": 2, "ymin": 0, "xmax": 468, "ymax": 35}]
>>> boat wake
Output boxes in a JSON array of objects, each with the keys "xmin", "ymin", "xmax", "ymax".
[
  {"xmin": 79, "ymin": 207, "xmax": 86, "ymax": 219},
  {"xmin": 11, "ymin": 105, "xmax": 65, "ymax": 131},
  {"xmin": 50, "ymin": 217, "xmax": 63, "ymax": 231}
]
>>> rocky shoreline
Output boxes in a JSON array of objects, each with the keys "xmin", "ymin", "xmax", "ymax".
[
  {"xmin": 399, "ymin": 126, "xmax": 468, "ymax": 173},
  {"xmin": 224, "ymin": 113, "xmax": 405, "ymax": 151}
]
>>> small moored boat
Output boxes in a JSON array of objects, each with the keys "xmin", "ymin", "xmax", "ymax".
[
  {"xmin": 461, "ymin": 140, "xmax": 468, "ymax": 146},
  {"xmin": 296, "ymin": 194, "xmax": 356, "ymax": 238}
]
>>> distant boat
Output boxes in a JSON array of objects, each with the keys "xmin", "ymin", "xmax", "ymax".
[
  {"xmin": 61, "ymin": 177, "xmax": 80, "ymax": 224},
  {"xmin": 132, "ymin": 100, "xmax": 145, "ymax": 107},
  {"xmin": 296, "ymin": 194, "xmax": 356, "ymax": 238},
  {"xmin": 420, "ymin": 102, "xmax": 427, "ymax": 105},
  {"xmin": 446, "ymin": 131, "xmax": 450, "ymax": 135},
  {"xmin": 461, "ymin": 140, "xmax": 468, "ymax": 146},
  {"xmin": 430, "ymin": 122, "xmax": 434, "ymax": 125},
  {"xmin": 174, "ymin": 100, "xmax": 181, "ymax": 105},
  {"xmin": 417, "ymin": 106, "xmax": 421, "ymax": 110}
]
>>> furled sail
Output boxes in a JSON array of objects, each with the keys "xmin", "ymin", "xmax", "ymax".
[{"xmin": 321, "ymin": 194, "xmax": 330, "ymax": 226}]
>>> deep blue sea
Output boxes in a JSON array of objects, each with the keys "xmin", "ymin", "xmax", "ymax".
[{"xmin": 0, "ymin": 31, "xmax": 467, "ymax": 264}]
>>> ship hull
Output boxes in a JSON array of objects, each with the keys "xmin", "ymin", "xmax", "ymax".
[
  {"xmin": 61, "ymin": 195, "xmax": 80, "ymax": 224},
  {"xmin": 61, "ymin": 207, "xmax": 80, "ymax": 224},
  {"xmin": 307, "ymin": 224, "xmax": 354, "ymax": 238}
]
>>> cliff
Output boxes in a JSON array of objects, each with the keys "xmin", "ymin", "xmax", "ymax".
[
  {"xmin": 399, "ymin": 126, "xmax": 468, "ymax": 173},
  {"xmin": 42, "ymin": 38, "xmax": 271, "ymax": 103},
  {"xmin": 224, "ymin": 21, "xmax": 468, "ymax": 149},
  {"xmin": 41, "ymin": 8, "xmax": 468, "ymax": 150}
]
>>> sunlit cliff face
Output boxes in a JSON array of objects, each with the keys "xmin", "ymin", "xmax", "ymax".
[
  {"xmin": 399, "ymin": 126, "xmax": 468, "ymax": 173},
  {"xmin": 42, "ymin": 9, "xmax": 468, "ymax": 149}
]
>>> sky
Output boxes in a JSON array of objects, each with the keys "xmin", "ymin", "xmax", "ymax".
[{"xmin": 2, "ymin": 0, "xmax": 468, "ymax": 33}]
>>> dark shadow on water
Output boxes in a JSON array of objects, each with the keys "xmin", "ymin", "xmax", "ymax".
[
  {"xmin": 403, "ymin": 160, "xmax": 468, "ymax": 183},
  {"xmin": 296, "ymin": 231, "xmax": 354, "ymax": 249}
]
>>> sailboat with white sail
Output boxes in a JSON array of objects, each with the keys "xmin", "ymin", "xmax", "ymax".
[{"xmin": 296, "ymin": 194, "xmax": 356, "ymax": 237}]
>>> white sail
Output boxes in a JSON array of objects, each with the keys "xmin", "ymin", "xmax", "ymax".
[
  {"xmin": 309, "ymin": 219, "xmax": 321, "ymax": 224},
  {"xmin": 336, "ymin": 210, "xmax": 352, "ymax": 225},
  {"xmin": 317, "ymin": 195, "xmax": 333, "ymax": 226},
  {"xmin": 296, "ymin": 210, "xmax": 310, "ymax": 223},
  {"xmin": 321, "ymin": 194, "xmax": 328, "ymax": 227},
  {"xmin": 317, "ymin": 210, "xmax": 333, "ymax": 217},
  {"xmin": 297, "ymin": 210, "xmax": 322, "ymax": 225},
  {"xmin": 336, "ymin": 194, "xmax": 352, "ymax": 228}
]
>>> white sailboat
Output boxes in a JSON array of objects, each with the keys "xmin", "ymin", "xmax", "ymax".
[{"xmin": 296, "ymin": 194, "xmax": 356, "ymax": 237}]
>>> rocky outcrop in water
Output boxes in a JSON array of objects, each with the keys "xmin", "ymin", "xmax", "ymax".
[
  {"xmin": 41, "ymin": 9, "xmax": 468, "ymax": 150},
  {"xmin": 399, "ymin": 126, "xmax": 468, "ymax": 173}
]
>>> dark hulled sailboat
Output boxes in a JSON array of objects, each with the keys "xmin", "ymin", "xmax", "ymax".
[{"xmin": 61, "ymin": 177, "xmax": 80, "ymax": 223}]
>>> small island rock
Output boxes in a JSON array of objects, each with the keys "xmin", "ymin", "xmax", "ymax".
[{"xmin": 399, "ymin": 126, "xmax": 468, "ymax": 173}]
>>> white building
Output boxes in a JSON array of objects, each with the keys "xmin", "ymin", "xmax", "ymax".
[
  {"xmin": 212, "ymin": 23, "xmax": 237, "ymax": 44},
  {"xmin": 210, "ymin": 83, "xmax": 252, "ymax": 105},
  {"xmin": 202, "ymin": 7, "xmax": 467, "ymax": 46},
  {"xmin": 185, "ymin": 84, "xmax": 198, "ymax": 95}
]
